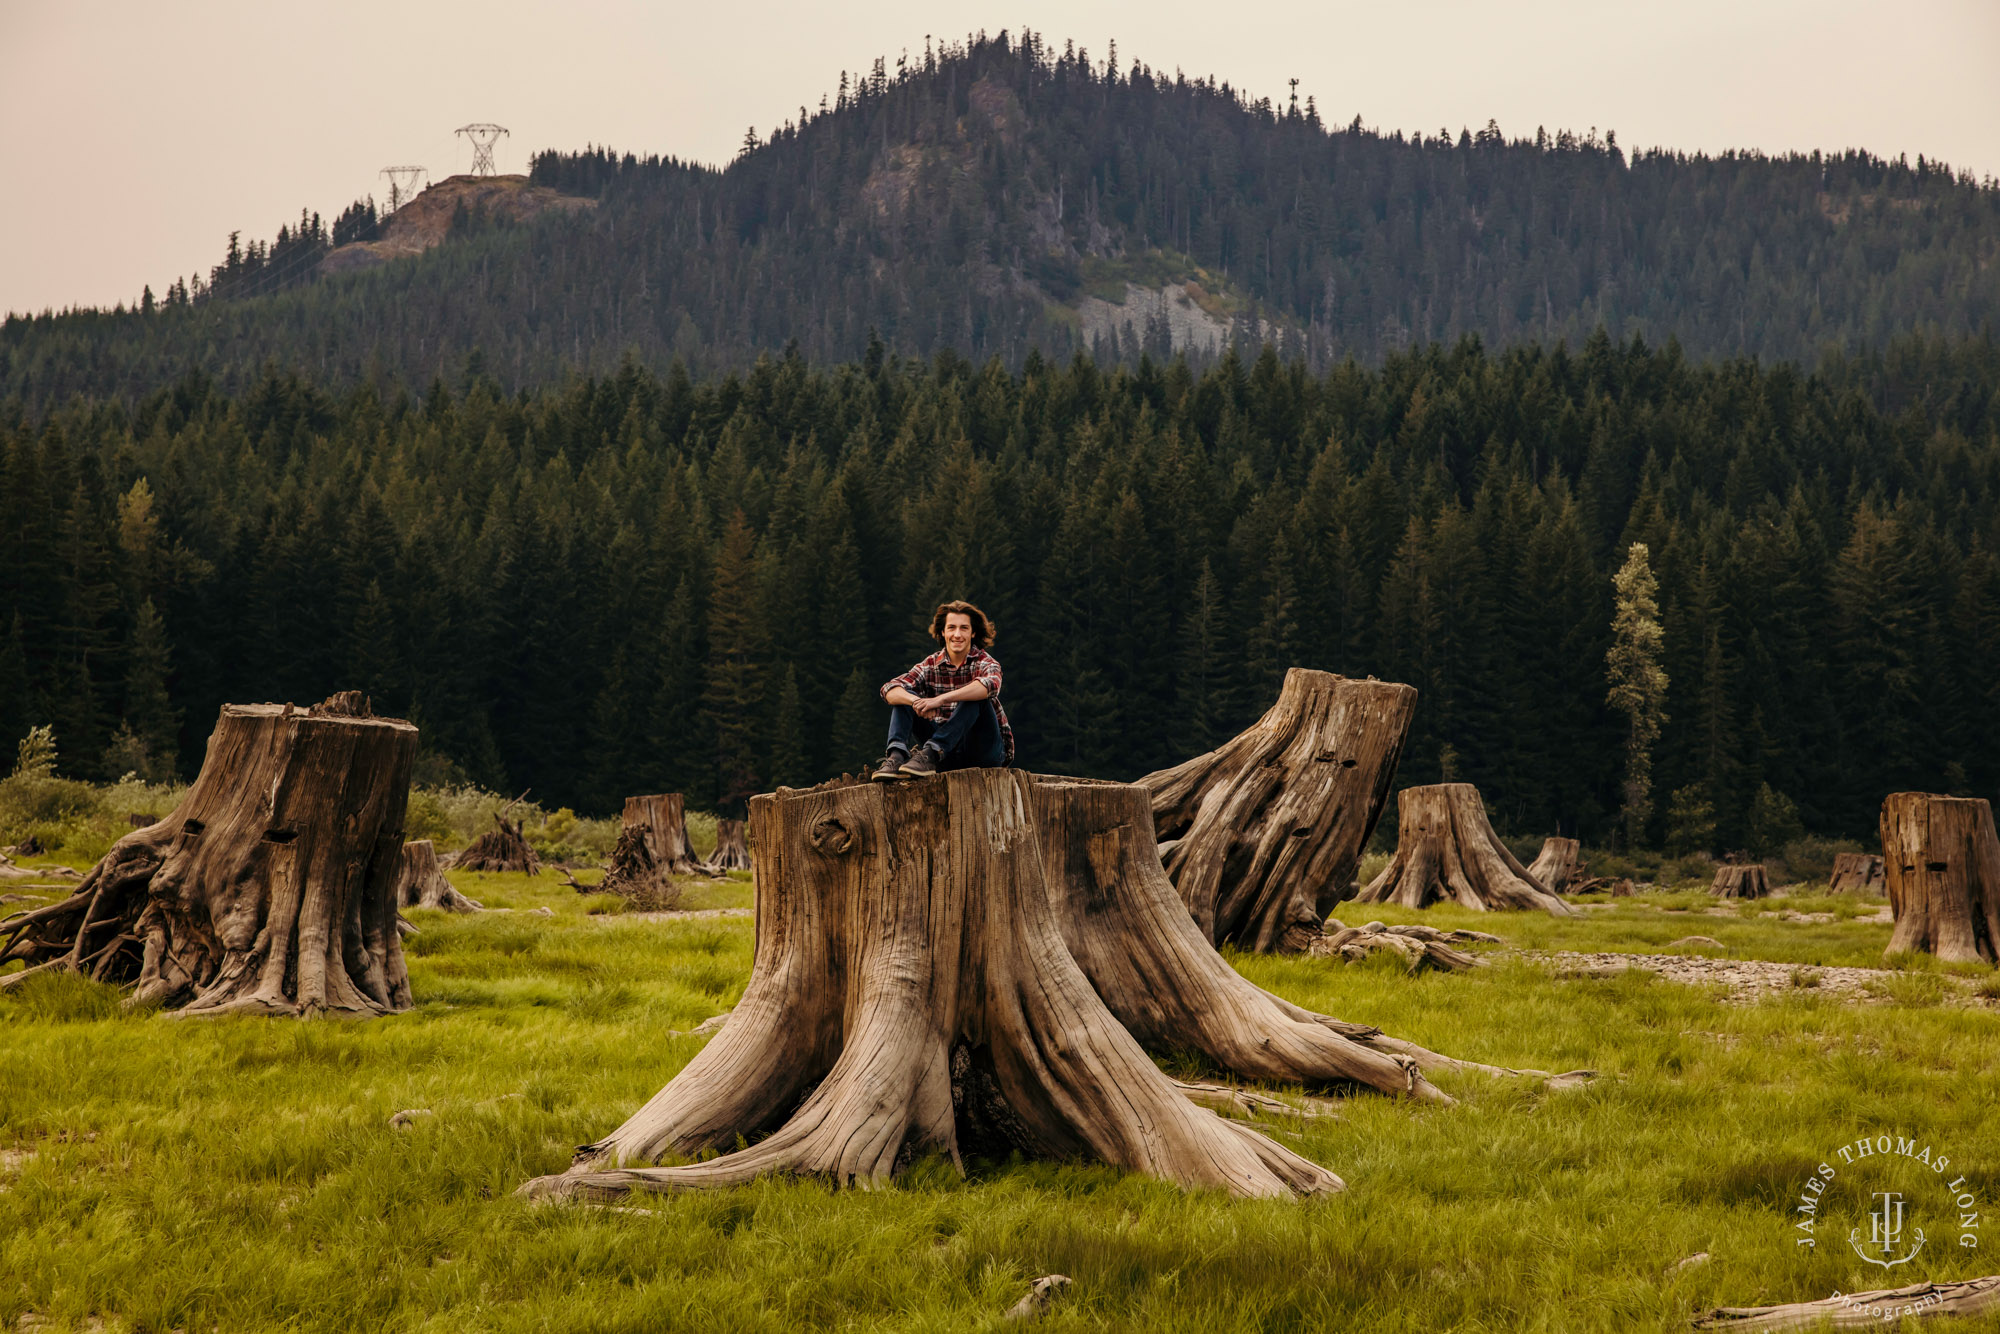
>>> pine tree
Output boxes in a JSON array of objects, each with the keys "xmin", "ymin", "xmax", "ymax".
[
  {"xmin": 704, "ymin": 511, "xmax": 769, "ymax": 812},
  {"xmin": 123, "ymin": 598, "xmax": 180, "ymax": 780},
  {"xmin": 1606, "ymin": 542, "xmax": 1668, "ymax": 847},
  {"xmin": 768, "ymin": 664, "xmax": 810, "ymax": 789}
]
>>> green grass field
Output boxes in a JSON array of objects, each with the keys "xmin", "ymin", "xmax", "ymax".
[{"xmin": 4, "ymin": 868, "xmax": 1998, "ymax": 1333}]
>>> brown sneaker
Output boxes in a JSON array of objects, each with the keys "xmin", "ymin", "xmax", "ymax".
[
  {"xmin": 899, "ymin": 745, "xmax": 943, "ymax": 778},
  {"xmin": 871, "ymin": 750, "xmax": 909, "ymax": 781}
]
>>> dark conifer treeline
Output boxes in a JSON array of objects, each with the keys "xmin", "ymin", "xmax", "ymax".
[
  {"xmin": 6, "ymin": 32, "xmax": 1998, "ymax": 406},
  {"xmin": 4, "ymin": 332, "xmax": 1998, "ymax": 845}
]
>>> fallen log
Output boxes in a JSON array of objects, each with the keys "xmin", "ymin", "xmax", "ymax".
[
  {"xmin": 706, "ymin": 818, "xmax": 750, "ymax": 873},
  {"xmin": 1138, "ymin": 669, "xmax": 1415, "ymax": 953},
  {"xmin": 1526, "ymin": 836, "xmax": 1581, "ymax": 894},
  {"xmin": 1881, "ymin": 791, "xmax": 2000, "ymax": 963},
  {"xmin": 1710, "ymin": 863, "xmax": 1770, "ymax": 899},
  {"xmin": 395, "ymin": 839, "xmax": 482, "ymax": 912},
  {"xmin": 521, "ymin": 770, "xmax": 1343, "ymax": 1202},
  {"xmin": 1827, "ymin": 851, "xmax": 1885, "ymax": 894},
  {"xmin": 0, "ymin": 692, "xmax": 414, "ymax": 1017},
  {"xmin": 1695, "ymin": 1275, "xmax": 2000, "ymax": 1330},
  {"xmin": 1315, "ymin": 918, "xmax": 1490, "ymax": 972},
  {"xmin": 1354, "ymin": 783, "xmax": 1573, "ymax": 915}
]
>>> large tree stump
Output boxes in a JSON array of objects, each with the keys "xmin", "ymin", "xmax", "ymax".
[
  {"xmin": 1710, "ymin": 863, "xmax": 1770, "ymax": 899},
  {"xmin": 1526, "ymin": 837, "xmax": 1581, "ymax": 894},
  {"xmin": 1828, "ymin": 851, "xmax": 1885, "ymax": 894},
  {"xmin": 620, "ymin": 794, "xmax": 702, "ymax": 876},
  {"xmin": 706, "ymin": 818, "xmax": 750, "ymax": 873},
  {"xmin": 1881, "ymin": 792, "xmax": 2000, "ymax": 964},
  {"xmin": 0, "ymin": 693, "xmax": 415, "ymax": 1016},
  {"xmin": 1355, "ymin": 784, "xmax": 1573, "ymax": 915},
  {"xmin": 396, "ymin": 839, "xmax": 482, "ymax": 912},
  {"xmin": 1138, "ymin": 669, "xmax": 1415, "ymax": 952},
  {"xmin": 520, "ymin": 770, "xmax": 1340, "ymax": 1202},
  {"xmin": 1030, "ymin": 778, "xmax": 1562, "ymax": 1092}
]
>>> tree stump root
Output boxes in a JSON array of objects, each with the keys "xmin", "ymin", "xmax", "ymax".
[
  {"xmin": 521, "ymin": 770, "xmax": 1344, "ymax": 1202},
  {"xmin": 523, "ymin": 771, "xmax": 1588, "ymax": 1203},
  {"xmin": 0, "ymin": 693, "xmax": 415, "ymax": 1017}
]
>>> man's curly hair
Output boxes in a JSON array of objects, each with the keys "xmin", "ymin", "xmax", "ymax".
[{"xmin": 927, "ymin": 600, "xmax": 996, "ymax": 648}]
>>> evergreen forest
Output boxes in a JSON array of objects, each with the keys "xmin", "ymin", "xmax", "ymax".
[
  {"xmin": 6, "ymin": 32, "xmax": 1999, "ymax": 407},
  {"xmin": 5, "ymin": 330, "xmax": 2000, "ymax": 850}
]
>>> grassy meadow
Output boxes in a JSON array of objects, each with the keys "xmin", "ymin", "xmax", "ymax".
[{"xmin": 4, "ymin": 858, "xmax": 2000, "ymax": 1332}]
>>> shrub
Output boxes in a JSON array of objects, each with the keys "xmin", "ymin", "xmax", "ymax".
[
  {"xmin": 0, "ymin": 725, "xmax": 104, "ymax": 847},
  {"xmin": 1781, "ymin": 835, "xmax": 1864, "ymax": 884}
]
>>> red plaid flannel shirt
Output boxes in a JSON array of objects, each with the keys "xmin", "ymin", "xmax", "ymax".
[{"xmin": 881, "ymin": 646, "xmax": 1014, "ymax": 762}]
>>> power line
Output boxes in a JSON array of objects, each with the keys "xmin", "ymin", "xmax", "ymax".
[{"xmin": 380, "ymin": 166, "xmax": 430, "ymax": 215}]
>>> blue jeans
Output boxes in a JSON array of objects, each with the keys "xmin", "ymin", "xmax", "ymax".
[{"xmin": 887, "ymin": 700, "xmax": 1007, "ymax": 769}]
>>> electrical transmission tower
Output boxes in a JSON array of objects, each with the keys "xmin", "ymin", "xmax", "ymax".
[
  {"xmin": 379, "ymin": 166, "xmax": 429, "ymax": 215},
  {"xmin": 455, "ymin": 123, "xmax": 510, "ymax": 176}
]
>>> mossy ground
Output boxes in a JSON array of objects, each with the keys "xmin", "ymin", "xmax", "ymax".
[{"xmin": 4, "ymin": 869, "xmax": 1997, "ymax": 1333}]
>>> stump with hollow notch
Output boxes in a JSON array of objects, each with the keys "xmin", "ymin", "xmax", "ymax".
[
  {"xmin": 0, "ymin": 692, "xmax": 415, "ymax": 1016},
  {"xmin": 1526, "ymin": 836, "xmax": 1581, "ymax": 894},
  {"xmin": 1828, "ymin": 851, "xmax": 1885, "ymax": 894},
  {"xmin": 519, "ymin": 769, "xmax": 1341, "ymax": 1202},
  {"xmin": 396, "ymin": 839, "xmax": 482, "ymax": 912},
  {"xmin": 1881, "ymin": 791, "xmax": 2000, "ymax": 964},
  {"xmin": 1710, "ymin": 863, "xmax": 1770, "ymax": 899},
  {"xmin": 1354, "ymin": 783, "xmax": 1573, "ymax": 915},
  {"xmin": 1139, "ymin": 669, "xmax": 1415, "ymax": 952},
  {"xmin": 706, "ymin": 818, "xmax": 750, "ymax": 872}
]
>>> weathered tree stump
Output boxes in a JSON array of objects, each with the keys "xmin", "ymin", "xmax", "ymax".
[
  {"xmin": 448, "ymin": 815, "xmax": 540, "ymax": 874},
  {"xmin": 1881, "ymin": 792, "xmax": 2000, "ymax": 964},
  {"xmin": 520, "ymin": 769, "xmax": 1341, "ymax": 1202},
  {"xmin": 0, "ymin": 692, "xmax": 415, "ymax": 1016},
  {"xmin": 1354, "ymin": 783, "xmax": 1573, "ymax": 915},
  {"xmin": 1138, "ymin": 669, "xmax": 1415, "ymax": 953},
  {"xmin": 706, "ymin": 818, "xmax": 750, "ymax": 873},
  {"xmin": 396, "ymin": 839, "xmax": 482, "ymax": 912},
  {"xmin": 619, "ymin": 794, "xmax": 702, "ymax": 876},
  {"xmin": 1710, "ymin": 863, "xmax": 1770, "ymax": 899},
  {"xmin": 1526, "ymin": 836, "xmax": 1581, "ymax": 894},
  {"xmin": 1828, "ymin": 851, "xmax": 1886, "ymax": 894}
]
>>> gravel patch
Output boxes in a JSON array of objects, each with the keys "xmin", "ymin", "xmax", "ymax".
[{"xmin": 1514, "ymin": 948, "xmax": 1989, "ymax": 1006}]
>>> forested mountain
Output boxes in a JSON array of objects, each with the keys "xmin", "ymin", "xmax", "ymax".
[
  {"xmin": 6, "ymin": 31, "xmax": 1998, "ymax": 406},
  {"xmin": 6, "ymin": 332, "xmax": 2000, "ymax": 847}
]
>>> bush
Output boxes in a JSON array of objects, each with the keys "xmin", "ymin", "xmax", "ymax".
[
  {"xmin": 0, "ymin": 725, "xmax": 105, "ymax": 850},
  {"xmin": 1781, "ymin": 835, "xmax": 1864, "ymax": 884}
]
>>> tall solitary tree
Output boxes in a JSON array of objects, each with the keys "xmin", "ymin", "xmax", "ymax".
[{"xmin": 1606, "ymin": 542, "xmax": 1668, "ymax": 848}]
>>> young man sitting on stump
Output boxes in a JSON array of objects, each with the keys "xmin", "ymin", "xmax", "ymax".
[{"xmin": 874, "ymin": 600, "xmax": 1015, "ymax": 779}]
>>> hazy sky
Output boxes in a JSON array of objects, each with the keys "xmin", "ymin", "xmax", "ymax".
[{"xmin": 3, "ymin": 0, "xmax": 1996, "ymax": 317}]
